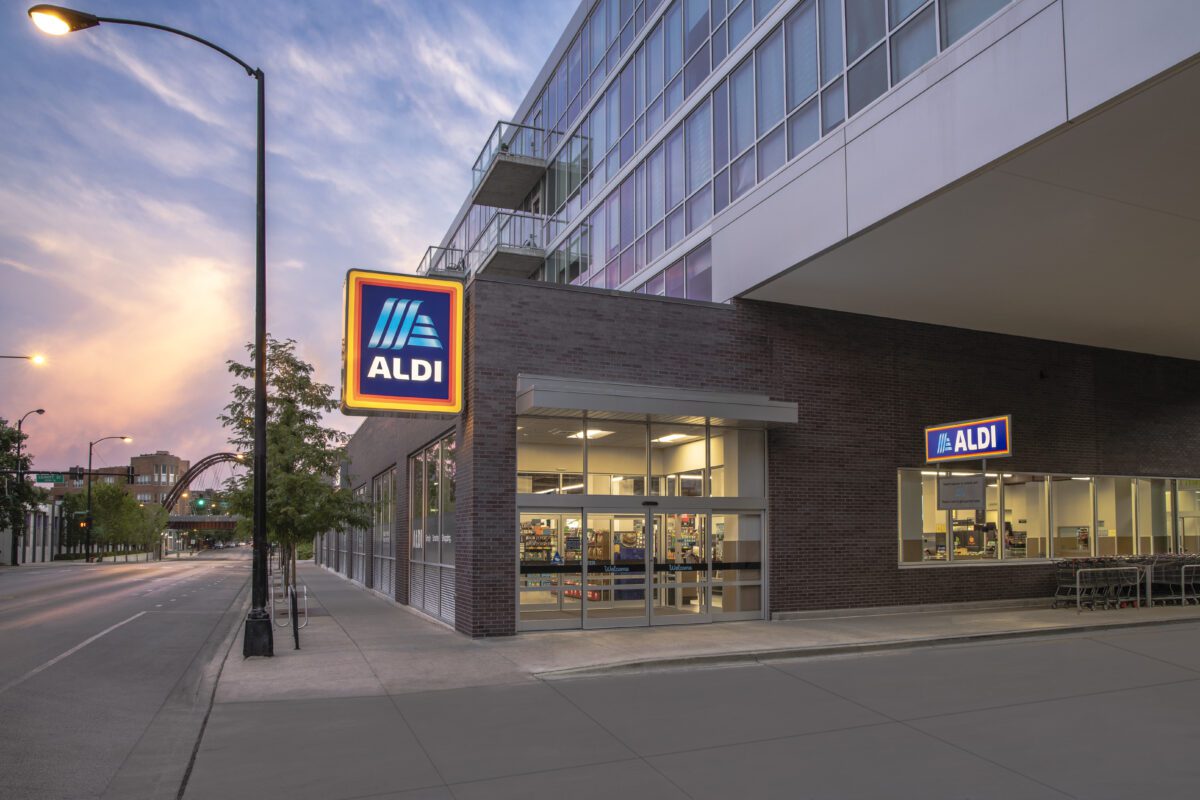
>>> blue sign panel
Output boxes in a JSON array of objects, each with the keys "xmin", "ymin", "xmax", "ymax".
[
  {"xmin": 925, "ymin": 415, "xmax": 1012, "ymax": 463},
  {"xmin": 342, "ymin": 270, "xmax": 463, "ymax": 414}
]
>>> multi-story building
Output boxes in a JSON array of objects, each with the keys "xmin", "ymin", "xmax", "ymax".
[
  {"xmin": 50, "ymin": 451, "xmax": 190, "ymax": 515},
  {"xmin": 321, "ymin": 0, "xmax": 1200, "ymax": 636}
]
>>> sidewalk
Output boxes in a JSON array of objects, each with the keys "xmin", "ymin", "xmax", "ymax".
[
  {"xmin": 220, "ymin": 561, "xmax": 1200, "ymax": 688},
  {"xmin": 183, "ymin": 563, "xmax": 1200, "ymax": 800}
]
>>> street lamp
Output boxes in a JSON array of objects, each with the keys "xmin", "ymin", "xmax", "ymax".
[
  {"xmin": 10, "ymin": 408, "xmax": 45, "ymax": 566},
  {"xmin": 30, "ymin": 4, "xmax": 273, "ymax": 657},
  {"xmin": 2, "ymin": 354, "xmax": 46, "ymax": 365},
  {"xmin": 85, "ymin": 435, "xmax": 131, "ymax": 563}
]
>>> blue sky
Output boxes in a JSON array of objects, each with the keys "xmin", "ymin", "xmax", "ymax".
[{"xmin": 1, "ymin": 0, "xmax": 575, "ymax": 470}]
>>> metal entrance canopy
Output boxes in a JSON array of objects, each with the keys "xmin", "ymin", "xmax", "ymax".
[{"xmin": 515, "ymin": 374, "xmax": 797, "ymax": 428}]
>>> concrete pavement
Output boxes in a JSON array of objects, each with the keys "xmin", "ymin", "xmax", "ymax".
[
  {"xmin": 0, "ymin": 550, "xmax": 250, "ymax": 800},
  {"xmin": 183, "ymin": 562, "xmax": 1200, "ymax": 799}
]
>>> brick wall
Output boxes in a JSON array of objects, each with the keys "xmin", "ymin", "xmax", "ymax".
[{"xmin": 458, "ymin": 276, "xmax": 1200, "ymax": 635}]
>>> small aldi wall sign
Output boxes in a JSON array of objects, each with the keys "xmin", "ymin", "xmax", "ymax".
[
  {"xmin": 342, "ymin": 269, "xmax": 463, "ymax": 415},
  {"xmin": 925, "ymin": 415, "xmax": 1012, "ymax": 463}
]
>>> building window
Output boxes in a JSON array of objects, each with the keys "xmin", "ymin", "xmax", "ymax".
[
  {"xmin": 372, "ymin": 466, "xmax": 396, "ymax": 597},
  {"xmin": 519, "ymin": 416, "xmax": 767, "ymax": 499},
  {"xmin": 900, "ymin": 470, "xmax": 1199, "ymax": 563},
  {"xmin": 408, "ymin": 430, "xmax": 457, "ymax": 623}
]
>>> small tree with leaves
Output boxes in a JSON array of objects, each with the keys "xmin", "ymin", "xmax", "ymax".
[
  {"xmin": 220, "ymin": 337, "xmax": 367, "ymax": 588},
  {"xmin": 1, "ymin": 418, "xmax": 47, "ymax": 564}
]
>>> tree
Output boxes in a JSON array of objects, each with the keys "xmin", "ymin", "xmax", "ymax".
[
  {"xmin": 1, "ymin": 418, "xmax": 47, "ymax": 564},
  {"xmin": 220, "ymin": 337, "xmax": 367, "ymax": 588}
]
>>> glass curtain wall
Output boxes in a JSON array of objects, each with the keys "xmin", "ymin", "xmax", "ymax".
[
  {"xmin": 531, "ymin": 0, "xmax": 1013, "ymax": 295},
  {"xmin": 518, "ymin": 415, "xmax": 768, "ymax": 630},
  {"xmin": 371, "ymin": 467, "xmax": 396, "ymax": 597},
  {"xmin": 409, "ymin": 431, "xmax": 457, "ymax": 624},
  {"xmin": 351, "ymin": 485, "xmax": 368, "ymax": 584},
  {"xmin": 900, "ymin": 470, "xmax": 1199, "ymax": 563},
  {"xmin": 1179, "ymin": 480, "xmax": 1200, "ymax": 554}
]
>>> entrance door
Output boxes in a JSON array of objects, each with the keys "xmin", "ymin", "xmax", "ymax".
[
  {"xmin": 651, "ymin": 513, "xmax": 710, "ymax": 623},
  {"xmin": 583, "ymin": 513, "xmax": 649, "ymax": 628}
]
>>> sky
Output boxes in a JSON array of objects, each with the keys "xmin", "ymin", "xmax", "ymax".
[{"xmin": 1, "ymin": 0, "xmax": 576, "ymax": 473}]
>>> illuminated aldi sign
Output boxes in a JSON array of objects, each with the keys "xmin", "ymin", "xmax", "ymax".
[
  {"xmin": 925, "ymin": 415, "xmax": 1012, "ymax": 463},
  {"xmin": 342, "ymin": 269, "xmax": 463, "ymax": 414}
]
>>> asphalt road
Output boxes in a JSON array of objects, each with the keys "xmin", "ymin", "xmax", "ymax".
[{"xmin": 0, "ymin": 550, "xmax": 250, "ymax": 800}]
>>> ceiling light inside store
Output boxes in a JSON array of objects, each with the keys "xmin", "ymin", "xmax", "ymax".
[
  {"xmin": 568, "ymin": 429, "xmax": 613, "ymax": 439},
  {"xmin": 1071, "ymin": 477, "xmax": 1092, "ymax": 481},
  {"xmin": 653, "ymin": 433, "xmax": 694, "ymax": 443}
]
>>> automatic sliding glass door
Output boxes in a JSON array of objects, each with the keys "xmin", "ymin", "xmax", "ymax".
[
  {"xmin": 583, "ymin": 513, "xmax": 649, "ymax": 628},
  {"xmin": 651, "ymin": 513, "xmax": 710, "ymax": 623}
]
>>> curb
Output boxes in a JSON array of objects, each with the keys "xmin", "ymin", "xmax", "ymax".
[
  {"xmin": 535, "ymin": 613, "xmax": 1200, "ymax": 680},
  {"xmin": 175, "ymin": 579, "xmax": 252, "ymax": 799}
]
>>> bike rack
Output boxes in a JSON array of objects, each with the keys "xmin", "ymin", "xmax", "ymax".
[{"xmin": 266, "ymin": 556, "xmax": 308, "ymax": 649}]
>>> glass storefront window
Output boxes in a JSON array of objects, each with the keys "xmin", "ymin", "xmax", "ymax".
[
  {"xmin": 410, "ymin": 450, "xmax": 424, "ymax": 562},
  {"xmin": 1136, "ymin": 478, "xmax": 1174, "ymax": 555},
  {"xmin": 424, "ymin": 441, "xmax": 441, "ymax": 564},
  {"xmin": 651, "ymin": 423, "xmax": 707, "ymax": 497},
  {"xmin": 949, "ymin": 473, "xmax": 999, "ymax": 561},
  {"xmin": 586, "ymin": 421, "xmax": 649, "ymax": 495},
  {"xmin": 711, "ymin": 513, "xmax": 763, "ymax": 618},
  {"xmin": 1095, "ymin": 477, "xmax": 1135, "ymax": 556},
  {"xmin": 1051, "ymin": 477, "xmax": 1092, "ymax": 558},
  {"xmin": 1178, "ymin": 480, "xmax": 1200, "ymax": 554},
  {"xmin": 517, "ymin": 416, "xmax": 585, "ymax": 494},
  {"xmin": 1002, "ymin": 474, "xmax": 1047, "ymax": 559},
  {"xmin": 441, "ymin": 438, "xmax": 457, "ymax": 563},
  {"xmin": 898, "ymin": 470, "xmax": 944, "ymax": 562},
  {"xmin": 709, "ymin": 428, "xmax": 765, "ymax": 497}
]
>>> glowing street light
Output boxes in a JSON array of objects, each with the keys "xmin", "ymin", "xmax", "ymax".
[
  {"xmin": 30, "ymin": 4, "xmax": 274, "ymax": 656},
  {"xmin": 2, "ymin": 354, "xmax": 46, "ymax": 365}
]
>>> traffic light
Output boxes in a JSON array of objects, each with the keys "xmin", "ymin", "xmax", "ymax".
[
  {"xmin": 69, "ymin": 466, "xmax": 84, "ymax": 481},
  {"xmin": 196, "ymin": 498, "xmax": 206, "ymax": 508},
  {"xmin": 126, "ymin": 466, "xmax": 135, "ymax": 484}
]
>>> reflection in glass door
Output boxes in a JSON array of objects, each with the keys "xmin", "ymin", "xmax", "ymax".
[
  {"xmin": 584, "ymin": 513, "xmax": 649, "ymax": 627},
  {"xmin": 652, "ymin": 514, "xmax": 709, "ymax": 622},
  {"xmin": 518, "ymin": 513, "xmax": 583, "ymax": 629}
]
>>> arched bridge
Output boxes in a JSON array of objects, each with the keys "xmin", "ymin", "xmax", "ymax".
[{"xmin": 162, "ymin": 452, "xmax": 246, "ymax": 511}]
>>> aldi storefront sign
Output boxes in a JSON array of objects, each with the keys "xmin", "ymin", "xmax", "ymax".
[
  {"xmin": 925, "ymin": 415, "xmax": 1012, "ymax": 463},
  {"xmin": 342, "ymin": 269, "xmax": 463, "ymax": 414}
]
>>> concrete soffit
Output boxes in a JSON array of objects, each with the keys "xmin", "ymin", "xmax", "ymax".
[{"xmin": 515, "ymin": 374, "xmax": 798, "ymax": 428}]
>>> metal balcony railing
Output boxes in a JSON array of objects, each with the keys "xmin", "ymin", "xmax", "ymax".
[
  {"xmin": 417, "ymin": 245, "xmax": 467, "ymax": 276},
  {"xmin": 465, "ymin": 211, "xmax": 545, "ymax": 277},
  {"xmin": 471, "ymin": 121, "xmax": 545, "ymax": 196}
]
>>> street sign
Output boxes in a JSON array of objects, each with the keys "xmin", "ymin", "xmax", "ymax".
[
  {"xmin": 341, "ymin": 269, "xmax": 464, "ymax": 415},
  {"xmin": 925, "ymin": 415, "xmax": 1012, "ymax": 463},
  {"xmin": 34, "ymin": 473, "xmax": 65, "ymax": 483}
]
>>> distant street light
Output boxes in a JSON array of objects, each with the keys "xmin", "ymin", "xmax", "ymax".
[
  {"xmin": 2, "ymin": 354, "xmax": 46, "ymax": 365},
  {"xmin": 10, "ymin": 408, "xmax": 45, "ymax": 566},
  {"xmin": 85, "ymin": 435, "xmax": 131, "ymax": 562},
  {"xmin": 30, "ymin": 4, "xmax": 273, "ymax": 656}
]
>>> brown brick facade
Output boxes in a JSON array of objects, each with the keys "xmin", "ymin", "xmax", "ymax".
[{"xmin": 340, "ymin": 275, "xmax": 1200, "ymax": 637}]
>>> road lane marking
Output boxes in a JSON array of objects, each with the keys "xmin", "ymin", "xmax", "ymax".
[{"xmin": 0, "ymin": 611, "xmax": 147, "ymax": 696}]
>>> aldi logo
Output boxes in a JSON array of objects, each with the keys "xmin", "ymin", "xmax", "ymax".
[
  {"xmin": 342, "ymin": 269, "xmax": 463, "ymax": 414},
  {"xmin": 925, "ymin": 416, "xmax": 1012, "ymax": 463}
]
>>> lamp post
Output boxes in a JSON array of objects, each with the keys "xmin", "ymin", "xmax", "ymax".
[
  {"xmin": 30, "ymin": 4, "xmax": 273, "ymax": 657},
  {"xmin": 11, "ymin": 408, "xmax": 45, "ymax": 566},
  {"xmin": 85, "ymin": 435, "xmax": 131, "ymax": 563},
  {"xmin": 2, "ymin": 354, "xmax": 46, "ymax": 365}
]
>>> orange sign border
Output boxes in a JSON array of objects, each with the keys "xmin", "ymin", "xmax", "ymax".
[{"xmin": 342, "ymin": 269, "xmax": 463, "ymax": 414}]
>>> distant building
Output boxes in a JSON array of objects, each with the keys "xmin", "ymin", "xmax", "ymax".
[{"xmin": 50, "ymin": 451, "xmax": 191, "ymax": 515}]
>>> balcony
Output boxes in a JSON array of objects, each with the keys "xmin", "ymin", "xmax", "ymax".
[
  {"xmin": 466, "ymin": 211, "xmax": 544, "ymax": 278},
  {"xmin": 417, "ymin": 246, "xmax": 467, "ymax": 277},
  {"xmin": 470, "ymin": 122, "xmax": 546, "ymax": 209}
]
